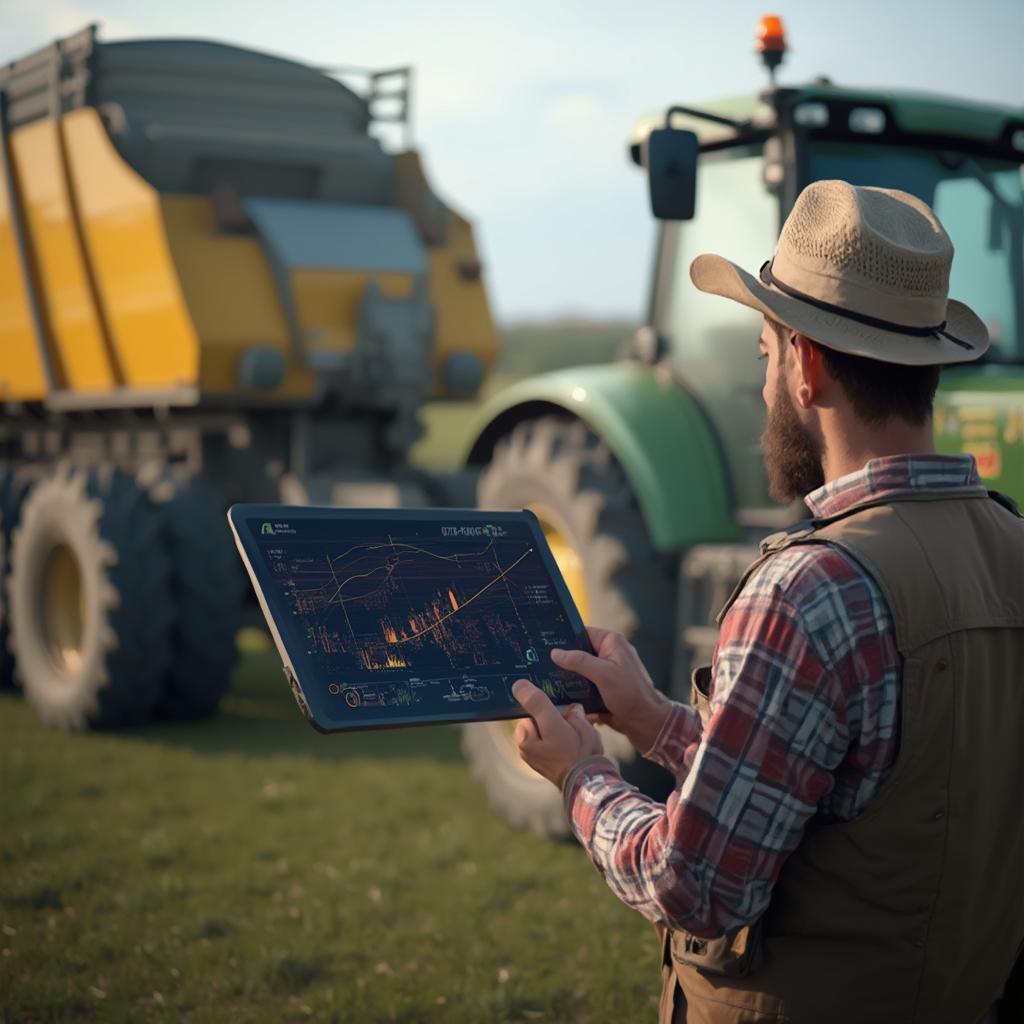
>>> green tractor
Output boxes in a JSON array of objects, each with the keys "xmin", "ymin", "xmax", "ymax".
[{"xmin": 461, "ymin": 18, "xmax": 1024, "ymax": 836}]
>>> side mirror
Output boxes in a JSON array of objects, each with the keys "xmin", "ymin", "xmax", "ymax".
[{"xmin": 644, "ymin": 127, "xmax": 699, "ymax": 221}]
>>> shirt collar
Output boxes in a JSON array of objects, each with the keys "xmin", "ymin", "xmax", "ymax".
[{"xmin": 804, "ymin": 454, "xmax": 984, "ymax": 519}]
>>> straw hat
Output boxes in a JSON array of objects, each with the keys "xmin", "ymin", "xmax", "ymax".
[{"xmin": 690, "ymin": 179, "xmax": 988, "ymax": 365}]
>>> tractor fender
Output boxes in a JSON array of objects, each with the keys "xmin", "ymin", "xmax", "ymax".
[{"xmin": 463, "ymin": 361, "xmax": 741, "ymax": 552}]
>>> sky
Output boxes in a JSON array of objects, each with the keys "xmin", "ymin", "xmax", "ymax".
[{"xmin": 1, "ymin": 0, "xmax": 1021, "ymax": 323}]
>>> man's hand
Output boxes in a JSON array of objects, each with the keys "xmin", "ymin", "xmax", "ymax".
[
  {"xmin": 512, "ymin": 679, "xmax": 603, "ymax": 788},
  {"xmin": 551, "ymin": 627, "xmax": 672, "ymax": 753}
]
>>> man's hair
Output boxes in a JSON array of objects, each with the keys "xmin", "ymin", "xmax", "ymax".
[{"xmin": 769, "ymin": 320, "xmax": 940, "ymax": 426}]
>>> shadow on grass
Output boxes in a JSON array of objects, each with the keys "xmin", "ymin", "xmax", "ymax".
[{"xmin": 124, "ymin": 638, "xmax": 465, "ymax": 764}]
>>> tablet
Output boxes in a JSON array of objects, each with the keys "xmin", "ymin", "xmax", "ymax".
[{"xmin": 228, "ymin": 505, "xmax": 606, "ymax": 732}]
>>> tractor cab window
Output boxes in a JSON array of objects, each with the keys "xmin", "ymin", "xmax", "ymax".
[
  {"xmin": 658, "ymin": 150, "xmax": 778, "ymax": 509},
  {"xmin": 806, "ymin": 143, "xmax": 1024, "ymax": 364}
]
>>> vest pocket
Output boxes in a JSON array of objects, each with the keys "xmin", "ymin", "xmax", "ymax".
[
  {"xmin": 671, "ymin": 918, "xmax": 765, "ymax": 978},
  {"xmin": 691, "ymin": 665, "xmax": 713, "ymax": 723}
]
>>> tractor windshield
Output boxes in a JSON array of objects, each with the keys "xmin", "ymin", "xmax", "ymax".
[{"xmin": 806, "ymin": 143, "xmax": 1024, "ymax": 364}]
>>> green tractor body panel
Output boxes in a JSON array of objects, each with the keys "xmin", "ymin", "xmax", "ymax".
[
  {"xmin": 464, "ymin": 362, "xmax": 741, "ymax": 551},
  {"xmin": 935, "ymin": 367, "xmax": 1024, "ymax": 504}
]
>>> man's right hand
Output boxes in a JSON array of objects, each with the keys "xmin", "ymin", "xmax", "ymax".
[{"xmin": 551, "ymin": 627, "xmax": 673, "ymax": 754}]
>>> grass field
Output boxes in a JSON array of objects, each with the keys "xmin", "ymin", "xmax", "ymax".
[{"xmin": 0, "ymin": 629, "xmax": 657, "ymax": 1023}]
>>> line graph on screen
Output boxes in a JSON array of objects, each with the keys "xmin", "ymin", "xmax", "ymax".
[
  {"xmin": 259, "ymin": 521, "xmax": 599, "ymax": 716},
  {"xmin": 274, "ymin": 535, "xmax": 543, "ymax": 675}
]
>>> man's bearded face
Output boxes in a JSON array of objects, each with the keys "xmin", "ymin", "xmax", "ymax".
[{"xmin": 761, "ymin": 343, "xmax": 825, "ymax": 503}]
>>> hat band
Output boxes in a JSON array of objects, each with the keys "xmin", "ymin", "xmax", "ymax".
[{"xmin": 759, "ymin": 260, "xmax": 973, "ymax": 351}]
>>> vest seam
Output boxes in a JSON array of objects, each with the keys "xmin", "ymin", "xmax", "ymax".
[
  {"xmin": 904, "ymin": 617, "xmax": 1024, "ymax": 653},
  {"xmin": 813, "ymin": 514, "xmax": 940, "ymax": 654},
  {"xmin": 797, "ymin": 538, "xmax": 1024, "ymax": 650},
  {"xmin": 777, "ymin": 536, "xmax": 909, "ymax": 652},
  {"xmin": 718, "ymin": 493, "xmax": 994, "ymax": 630},
  {"xmin": 890, "ymin": 502, "xmax": 955, "ymax": 637},
  {"xmin": 910, "ymin": 635, "xmax": 957, "ymax": 1023},
  {"xmin": 814, "ymin": 535, "xmax": 1024, "ymax": 651},
  {"xmin": 799, "ymin": 657, "xmax": 921, "ymax": 833},
  {"xmin": 716, "ymin": 552, "xmax": 771, "ymax": 626}
]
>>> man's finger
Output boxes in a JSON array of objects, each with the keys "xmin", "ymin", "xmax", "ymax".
[
  {"xmin": 514, "ymin": 716, "xmax": 537, "ymax": 749},
  {"xmin": 512, "ymin": 679, "xmax": 566, "ymax": 738},
  {"xmin": 550, "ymin": 646, "xmax": 614, "ymax": 688},
  {"xmin": 567, "ymin": 704, "xmax": 601, "ymax": 751}
]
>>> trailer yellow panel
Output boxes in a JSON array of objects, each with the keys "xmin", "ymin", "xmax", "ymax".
[
  {"xmin": 61, "ymin": 107, "xmax": 199, "ymax": 392},
  {"xmin": 159, "ymin": 194, "xmax": 316, "ymax": 400},
  {"xmin": 0, "ymin": 140, "xmax": 47, "ymax": 401},
  {"xmin": 9, "ymin": 118, "xmax": 115, "ymax": 393},
  {"xmin": 393, "ymin": 151, "xmax": 498, "ymax": 394},
  {"xmin": 426, "ymin": 212, "xmax": 499, "ymax": 392}
]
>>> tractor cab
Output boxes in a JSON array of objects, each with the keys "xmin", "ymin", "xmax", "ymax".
[{"xmin": 633, "ymin": 15, "xmax": 1024, "ymax": 512}]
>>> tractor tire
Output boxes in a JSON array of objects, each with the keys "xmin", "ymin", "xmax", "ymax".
[
  {"xmin": 146, "ymin": 474, "xmax": 243, "ymax": 719},
  {"xmin": 0, "ymin": 471, "xmax": 31, "ymax": 689},
  {"xmin": 6, "ymin": 464, "xmax": 173, "ymax": 730},
  {"xmin": 465, "ymin": 416, "xmax": 676, "ymax": 837}
]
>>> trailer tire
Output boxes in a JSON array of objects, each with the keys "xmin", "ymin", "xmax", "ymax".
[
  {"xmin": 466, "ymin": 416, "xmax": 676, "ymax": 837},
  {"xmin": 6, "ymin": 465, "xmax": 173, "ymax": 729},
  {"xmin": 0, "ymin": 471, "xmax": 31, "ymax": 689},
  {"xmin": 148, "ymin": 475, "xmax": 242, "ymax": 719}
]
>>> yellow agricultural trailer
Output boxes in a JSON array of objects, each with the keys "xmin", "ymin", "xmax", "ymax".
[{"xmin": 0, "ymin": 26, "xmax": 498, "ymax": 729}]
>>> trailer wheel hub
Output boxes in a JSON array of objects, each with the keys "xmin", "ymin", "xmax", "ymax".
[{"xmin": 40, "ymin": 542, "xmax": 85, "ymax": 677}]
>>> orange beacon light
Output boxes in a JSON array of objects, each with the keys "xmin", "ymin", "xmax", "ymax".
[{"xmin": 756, "ymin": 14, "xmax": 787, "ymax": 77}]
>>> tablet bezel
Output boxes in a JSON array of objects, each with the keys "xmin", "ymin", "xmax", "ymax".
[{"xmin": 228, "ymin": 504, "xmax": 603, "ymax": 732}]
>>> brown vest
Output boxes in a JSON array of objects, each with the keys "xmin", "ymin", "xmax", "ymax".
[{"xmin": 661, "ymin": 490, "xmax": 1024, "ymax": 1024}]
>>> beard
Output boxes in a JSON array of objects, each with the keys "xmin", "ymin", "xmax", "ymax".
[{"xmin": 761, "ymin": 376, "xmax": 825, "ymax": 504}]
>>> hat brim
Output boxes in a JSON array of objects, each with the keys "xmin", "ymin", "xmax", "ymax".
[{"xmin": 690, "ymin": 253, "xmax": 990, "ymax": 366}]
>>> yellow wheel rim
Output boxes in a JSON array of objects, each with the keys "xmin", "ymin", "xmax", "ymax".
[
  {"xmin": 531, "ymin": 505, "xmax": 590, "ymax": 622},
  {"xmin": 40, "ymin": 542, "xmax": 85, "ymax": 677},
  {"xmin": 497, "ymin": 503, "xmax": 591, "ymax": 771}
]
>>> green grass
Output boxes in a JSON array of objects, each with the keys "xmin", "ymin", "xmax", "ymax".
[{"xmin": 0, "ymin": 630, "xmax": 657, "ymax": 1023}]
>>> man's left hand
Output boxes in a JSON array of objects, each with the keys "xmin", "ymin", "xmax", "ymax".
[{"xmin": 512, "ymin": 679, "xmax": 604, "ymax": 788}]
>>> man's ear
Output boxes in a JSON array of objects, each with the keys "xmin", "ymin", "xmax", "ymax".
[{"xmin": 791, "ymin": 334, "xmax": 825, "ymax": 408}]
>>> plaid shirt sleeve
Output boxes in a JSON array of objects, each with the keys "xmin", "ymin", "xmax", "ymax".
[
  {"xmin": 642, "ymin": 702, "xmax": 703, "ymax": 776},
  {"xmin": 563, "ymin": 544, "xmax": 900, "ymax": 938}
]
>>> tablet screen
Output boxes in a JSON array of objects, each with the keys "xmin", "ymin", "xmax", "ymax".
[{"xmin": 236, "ymin": 510, "xmax": 601, "ymax": 729}]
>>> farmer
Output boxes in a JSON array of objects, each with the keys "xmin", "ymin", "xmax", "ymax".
[{"xmin": 512, "ymin": 180, "xmax": 1024, "ymax": 1024}]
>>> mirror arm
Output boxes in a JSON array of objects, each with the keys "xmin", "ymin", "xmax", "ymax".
[{"xmin": 664, "ymin": 105, "xmax": 753, "ymax": 132}]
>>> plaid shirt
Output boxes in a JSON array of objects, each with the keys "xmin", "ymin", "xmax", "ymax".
[{"xmin": 563, "ymin": 454, "xmax": 984, "ymax": 938}]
